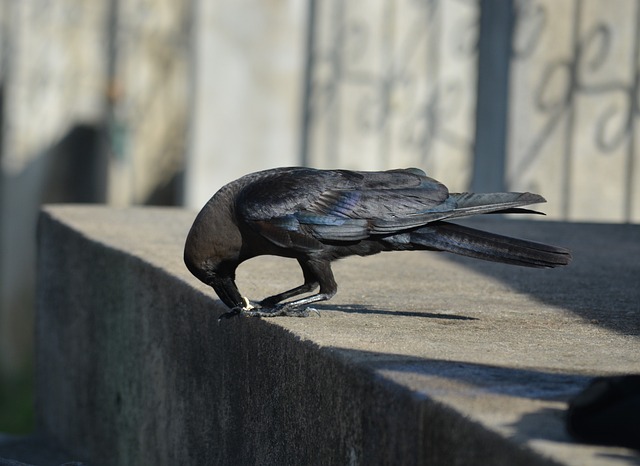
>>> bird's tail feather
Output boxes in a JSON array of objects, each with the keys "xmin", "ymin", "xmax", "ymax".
[
  {"xmin": 446, "ymin": 192, "xmax": 546, "ymax": 219},
  {"xmin": 408, "ymin": 221, "xmax": 572, "ymax": 268}
]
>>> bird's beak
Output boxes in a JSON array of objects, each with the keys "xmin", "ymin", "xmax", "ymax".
[{"xmin": 209, "ymin": 275, "xmax": 244, "ymax": 309}]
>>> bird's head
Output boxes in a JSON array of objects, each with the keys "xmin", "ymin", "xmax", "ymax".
[
  {"xmin": 184, "ymin": 201, "xmax": 245, "ymax": 309},
  {"xmin": 184, "ymin": 245, "xmax": 245, "ymax": 310}
]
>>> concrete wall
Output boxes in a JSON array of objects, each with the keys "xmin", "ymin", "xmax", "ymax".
[
  {"xmin": 2, "ymin": 0, "xmax": 640, "ymax": 431},
  {"xmin": 507, "ymin": 0, "xmax": 640, "ymax": 222},
  {"xmin": 31, "ymin": 205, "xmax": 640, "ymax": 465},
  {"xmin": 0, "ymin": 0, "xmax": 110, "ymax": 376},
  {"xmin": 303, "ymin": 0, "xmax": 640, "ymax": 222},
  {"xmin": 106, "ymin": 0, "xmax": 191, "ymax": 206},
  {"xmin": 0, "ymin": 0, "xmax": 190, "ymax": 380},
  {"xmin": 34, "ymin": 207, "xmax": 534, "ymax": 465},
  {"xmin": 183, "ymin": 0, "xmax": 305, "ymax": 208},
  {"xmin": 303, "ymin": 0, "xmax": 478, "ymax": 192}
]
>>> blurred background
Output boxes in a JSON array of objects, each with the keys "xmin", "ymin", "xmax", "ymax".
[{"xmin": 0, "ymin": 0, "xmax": 638, "ymax": 434}]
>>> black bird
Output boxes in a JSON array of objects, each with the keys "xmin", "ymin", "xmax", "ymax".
[{"xmin": 184, "ymin": 167, "xmax": 571, "ymax": 318}]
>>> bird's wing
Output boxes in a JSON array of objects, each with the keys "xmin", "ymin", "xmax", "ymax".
[
  {"xmin": 237, "ymin": 168, "xmax": 547, "ymax": 247},
  {"xmin": 237, "ymin": 167, "xmax": 459, "ymax": 246},
  {"xmin": 300, "ymin": 186, "xmax": 455, "ymax": 237}
]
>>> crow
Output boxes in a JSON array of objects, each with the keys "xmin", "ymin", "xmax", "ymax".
[{"xmin": 184, "ymin": 167, "xmax": 571, "ymax": 318}]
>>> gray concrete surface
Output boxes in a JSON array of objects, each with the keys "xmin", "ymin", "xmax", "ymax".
[{"xmin": 22, "ymin": 206, "xmax": 640, "ymax": 465}]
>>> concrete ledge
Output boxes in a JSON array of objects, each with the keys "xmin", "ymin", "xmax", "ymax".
[{"xmin": 29, "ymin": 206, "xmax": 639, "ymax": 465}]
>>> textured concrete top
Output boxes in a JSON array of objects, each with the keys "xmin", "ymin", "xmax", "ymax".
[{"xmin": 43, "ymin": 205, "xmax": 640, "ymax": 465}]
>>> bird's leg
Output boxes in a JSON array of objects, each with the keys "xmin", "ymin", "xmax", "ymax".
[
  {"xmin": 259, "ymin": 258, "xmax": 319, "ymax": 308},
  {"xmin": 259, "ymin": 282, "xmax": 318, "ymax": 308},
  {"xmin": 237, "ymin": 259, "xmax": 336, "ymax": 318},
  {"xmin": 270, "ymin": 292, "xmax": 333, "ymax": 316},
  {"xmin": 268, "ymin": 259, "xmax": 337, "ymax": 316}
]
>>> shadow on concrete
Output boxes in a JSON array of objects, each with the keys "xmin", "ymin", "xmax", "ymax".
[
  {"xmin": 508, "ymin": 406, "xmax": 569, "ymax": 442},
  {"xmin": 40, "ymin": 124, "xmax": 108, "ymax": 203},
  {"xmin": 592, "ymin": 453, "xmax": 640, "ymax": 466},
  {"xmin": 144, "ymin": 168, "xmax": 185, "ymax": 206},
  {"xmin": 313, "ymin": 303, "xmax": 478, "ymax": 321},
  {"xmin": 332, "ymin": 347, "xmax": 640, "ymax": 460},
  {"xmin": 510, "ymin": 407, "xmax": 640, "ymax": 463},
  {"xmin": 0, "ymin": 123, "xmax": 111, "ymax": 434},
  {"xmin": 338, "ymin": 348, "xmax": 593, "ymax": 401},
  {"xmin": 443, "ymin": 218, "xmax": 640, "ymax": 336}
]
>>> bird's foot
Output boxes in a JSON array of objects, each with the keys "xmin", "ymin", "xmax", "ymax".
[
  {"xmin": 244, "ymin": 305, "xmax": 320, "ymax": 318},
  {"xmin": 218, "ymin": 299, "xmax": 320, "ymax": 319}
]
